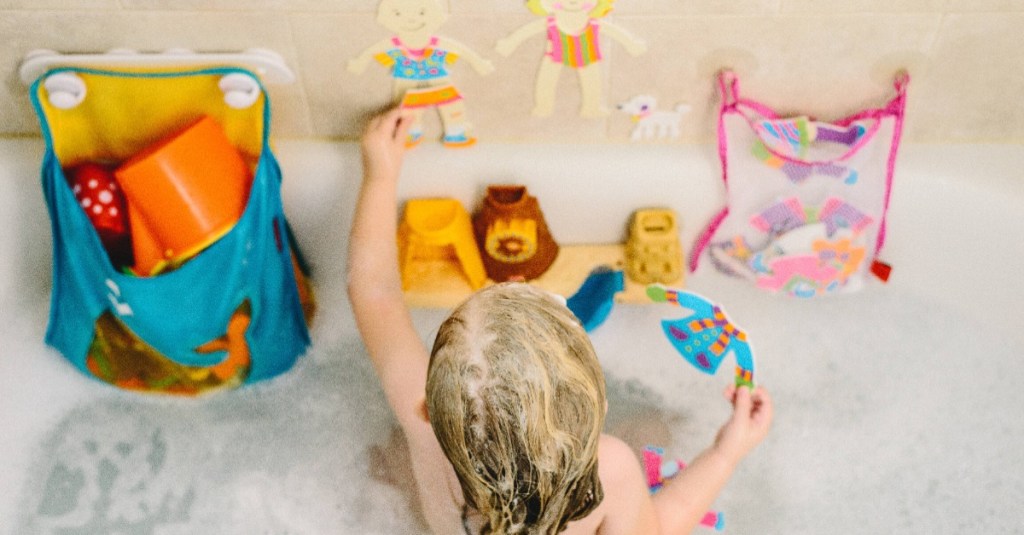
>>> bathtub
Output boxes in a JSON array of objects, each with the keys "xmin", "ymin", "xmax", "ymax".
[{"xmin": 1, "ymin": 138, "xmax": 1021, "ymax": 534}]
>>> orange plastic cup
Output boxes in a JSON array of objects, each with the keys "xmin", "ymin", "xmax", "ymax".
[
  {"xmin": 126, "ymin": 202, "xmax": 167, "ymax": 276},
  {"xmin": 115, "ymin": 116, "xmax": 252, "ymax": 275}
]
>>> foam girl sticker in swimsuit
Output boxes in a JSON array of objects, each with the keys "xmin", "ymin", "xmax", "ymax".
[
  {"xmin": 496, "ymin": 0, "xmax": 647, "ymax": 118},
  {"xmin": 349, "ymin": 0, "xmax": 495, "ymax": 148}
]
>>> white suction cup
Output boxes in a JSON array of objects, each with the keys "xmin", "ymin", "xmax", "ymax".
[
  {"xmin": 43, "ymin": 72, "xmax": 87, "ymax": 109},
  {"xmin": 219, "ymin": 72, "xmax": 262, "ymax": 109}
]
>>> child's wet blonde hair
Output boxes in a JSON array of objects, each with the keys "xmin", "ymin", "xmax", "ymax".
[
  {"xmin": 426, "ymin": 283, "xmax": 606, "ymax": 534},
  {"xmin": 525, "ymin": 0, "xmax": 616, "ymax": 18}
]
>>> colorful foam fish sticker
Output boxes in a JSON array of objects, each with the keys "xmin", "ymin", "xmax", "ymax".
[{"xmin": 646, "ymin": 285, "xmax": 755, "ymax": 388}]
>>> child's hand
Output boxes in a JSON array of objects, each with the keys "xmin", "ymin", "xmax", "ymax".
[
  {"xmin": 360, "ymin": 107, "xmax": 413, "ymax": 181},
  {"xmin": 712, "ymin": 385, "xmax": 773, "ymax": 465}
]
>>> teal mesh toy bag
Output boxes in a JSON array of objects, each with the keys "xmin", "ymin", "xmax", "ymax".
[
  {"xmin": 30, "ymin": 67, "xmax": 314, "ymax": 395},
  {"xmin": 691, "ymin": 71, "xmax": 908, "ymax": 298}
]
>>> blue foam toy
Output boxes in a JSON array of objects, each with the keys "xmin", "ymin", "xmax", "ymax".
[
  {"xmin": 566, "ymin": 266, "xmax": 624, "ymax": 332},
  {"xmin": 646, "ymin": 285, "xmax": 755, "ymax": 387}
]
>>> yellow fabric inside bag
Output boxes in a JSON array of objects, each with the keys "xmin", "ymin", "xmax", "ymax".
[{"xmin": 36, "ymin": 69, "xmax": 265, "ymax": 168}]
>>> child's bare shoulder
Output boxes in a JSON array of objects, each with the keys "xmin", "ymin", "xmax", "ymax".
[
  {"xmin": 592, "ymin": 434, "xmax": 659, "ymax": 534},
  {"xmin": 597, "ymin": 434, "xmax": 644, "ymax": 486}
]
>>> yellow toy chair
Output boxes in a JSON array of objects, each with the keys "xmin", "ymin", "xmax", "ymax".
[{"xmin": 398, "ymin": 198, "xmax": 487, "ymax": 290}]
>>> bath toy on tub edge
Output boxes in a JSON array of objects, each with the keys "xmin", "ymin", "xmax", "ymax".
[
  {"xmin": 625, "ymin": 208, "xmax": 684, "ymax": 285},
  {"xmin": 566, "ymin": 266, "xmax": 624, "ymax": 332},
  {"xmin": 646, "ymin": 284, "xmax": 755, "ymax": 388}
]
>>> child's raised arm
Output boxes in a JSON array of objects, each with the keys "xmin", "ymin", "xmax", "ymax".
[
  {"xmin": 346, "ymin": 108, "xmax": 429, "ymax": 429},
  {"xmin": 650, "ymin": 386, "xmax": 773, "ymax": 533},
  {"xmin": 348, "ymin": 109, "xmax": 470, "ymax": 535}
]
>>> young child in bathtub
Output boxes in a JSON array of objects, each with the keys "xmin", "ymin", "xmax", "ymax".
[{"xmin": 347, "ymin": 108, "xmax": 773, "ymax": 534}]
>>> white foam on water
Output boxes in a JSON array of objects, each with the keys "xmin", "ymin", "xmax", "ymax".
[{"xmin": 2, "ymin": 141, "xmax": 1022, "ymax": 534}]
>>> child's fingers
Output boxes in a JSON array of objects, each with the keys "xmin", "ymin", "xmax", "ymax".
[
  {"xmin": 369, "ymin": 106, "xmax": 412, "ymax": 145},
  {"xmin": 393, "ymin": 110, "xmax": 414, "ymax": 141},
  {"xmin": 750, "ymin": 386, "xmax": 774, "ymax": 423},
  {"xmin": 367, "ymin": 109, "xmax": 389, "ymax": 131},
  {"xmin": 381, "ymin": 106, "xmax": 402, "ymax": 124},
  {"xmin": 731, "ymin": 385, "xmax": 752, "ymax": 417},
  {"xmin": 364, "ymin": 107, "xmax": 401, "ymax": 136}
]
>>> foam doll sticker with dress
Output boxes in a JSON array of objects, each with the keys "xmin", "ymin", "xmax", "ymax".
[
  {"xmin": 349, "ymin": 0, "xmax": 494, "ymax": 147},
  {"xmin": 496, "ymin": 0, "xmax": 647, "ymax": 118}
]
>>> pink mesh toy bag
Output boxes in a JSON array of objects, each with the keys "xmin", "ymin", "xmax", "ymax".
[{"xmin": 691, "ymin": 70, "xmax": 908, "ymax": 297}]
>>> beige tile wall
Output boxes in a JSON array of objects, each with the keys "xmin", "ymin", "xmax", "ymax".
[{"xmin": 2, "ymin": 1, "xmax": 1022, "ymax": 143}]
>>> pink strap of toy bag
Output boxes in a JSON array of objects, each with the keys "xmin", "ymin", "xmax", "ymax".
[{"xmin": 690, "ymin": 70, "xmax": 908, "ymax": 297}]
